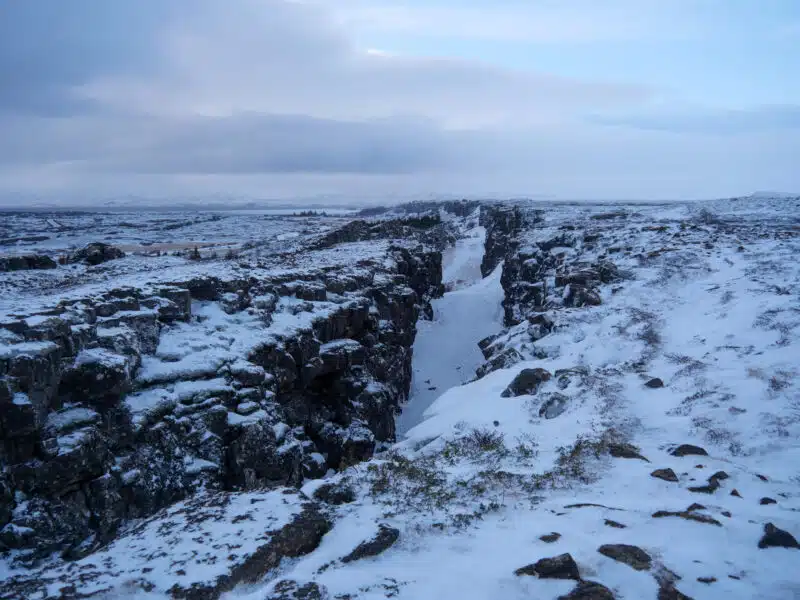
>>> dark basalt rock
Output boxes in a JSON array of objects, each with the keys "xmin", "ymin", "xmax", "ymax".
[
  {"xmin": 645, "ymin": 377, "xmax": 665, "ymax": 388},
  {"xmin": 538, "ymin": 392, "xmax": 570, "ymax": 419},
  {"xmin": 758, "ymin": 523, "xmax": 799, "ymax": 549},
  {"xmin": 597, "ymin": 544, "xmax": 652, "ymax": 571},
  {"xmin": 515, "ymin": 553, "xmax": 581, "ymax": 580},
  {"xmin": 651, "ymin": 468, "xmax": 679, "ymax": 482},
  {"xmin": 670, "ymin": 444, "xmax": 708, "ymax": 457},
  {"xmin": 501, "ymin": 368, "xmax": 552, "ymax": 397},
  {"xmin": 475, "ymin": 346, "xmax": 525, "ymax": 379},
  {"xmin": 558, "ymin": 581, "xmax": 616, "ymax": 600},
  {"xmin": 68, "ymin": 242, "xmax": 126, "ymax": 266},
  {"xmin": 341, "ymin": 524, "xmax": 400, "ymax": 563},
  {"xmin": 268, "ymin": 580, "xmax": 329, "ymax": 600},
  {"xmin": 0, "ymin": 254, "xmax": 57, "ymax": 272}
]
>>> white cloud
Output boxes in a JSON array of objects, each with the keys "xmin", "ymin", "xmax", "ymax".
[{"xmin": 0, "ymin": 0, "xmax": 797, "ymax": 202}]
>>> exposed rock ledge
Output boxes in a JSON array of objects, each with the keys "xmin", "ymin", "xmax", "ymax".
[{"xmin": 0, "ymin": 236, "xmax": 443, "ymax": 562}]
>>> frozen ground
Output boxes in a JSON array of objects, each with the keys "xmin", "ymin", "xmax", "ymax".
[{"xmin": 2, "ymin": 196, "xmax": 799, "ymax": 600}]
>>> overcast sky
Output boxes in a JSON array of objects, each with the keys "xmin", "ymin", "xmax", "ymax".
[{"xmin": 0, "ymin": 0, "xmax": 798, "ymax": 204}]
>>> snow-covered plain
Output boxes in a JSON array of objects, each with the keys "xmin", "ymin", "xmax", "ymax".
[{"xmin": 2, "ymin": 197, "xmax": 799, "ymax": 599}]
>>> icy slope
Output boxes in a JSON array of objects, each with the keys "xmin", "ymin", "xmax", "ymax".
[{"xmin": 396, "ymin": 224, "xmax": 504, "ymax": 435}]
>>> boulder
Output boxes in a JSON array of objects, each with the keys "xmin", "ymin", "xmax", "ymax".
[
  {"xmin": 538, "ymin": 392, "xmax": 570, "ymax": 419},
  {"xmin": 758, "ymin": 523, "xmax": 799, "ymax": 549},
  {"xmin": 651, "ymin": 468, "xmax": 679, "ymax": 483},
  {"xmin": 68, "ymin": 243, "xmax": 125, "ymax": 266},
  {"xmin": 341, "ymin": 524, "xmax": 400, "ymax": 563},
  {"xmin": 597, "ymin": 544, "xmax": 652, "ymax": 571},
  {"xmin": 558, "ymin": 581, "xmax": 616, "ymax": 600},
  {"xmin": 502, "ymin": 368, "xmax": 552, "ymax": 397},
  {"xmin": 515, "ymin": 553, "xmax": 580, "ymax": 580},
  {"xmin": 670, "ymin": 444, "xmax": 708, "ymax": 457},
  {"xmin": 0, "ymin": 255, "xmax": 57, "ymax": 272}
]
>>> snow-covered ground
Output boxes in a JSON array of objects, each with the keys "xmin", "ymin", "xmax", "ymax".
[
  {"xmin": 3, "ymin": 198, "xmax": 799, "ymax": 600},
  {"xmin": 396, "ymin": 224, "xmax": 504, "ymax": 435}
]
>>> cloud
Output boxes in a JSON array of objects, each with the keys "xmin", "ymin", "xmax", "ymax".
[
  {"xmin": 591, "ymin": 104, "xmax": 800, "ymax": 134},
  {"xmin": 0, "ymin": 0, "xmax": 797, "ymax": 202},
  {"xmin": 325, "ymin": 0, "xmax": 699, "ymax": 43}
]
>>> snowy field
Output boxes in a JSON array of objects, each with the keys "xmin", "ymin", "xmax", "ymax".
[{"xmin": 2, "ymin": 197, "xmax": 799, "ymax": 599}]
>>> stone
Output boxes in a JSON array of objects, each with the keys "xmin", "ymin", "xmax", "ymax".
[
  {"xmin": 515, "ymin": 553, "xmax": 580, "ymax": 580},
  {"xmin": 604, "ymin": 519, "xmax": 627, "ymax": 529},
  {"xmin": 645, "ymin": 377, "xmax": 665, "ymax": 388},
  {"xmin": 651, "ymin": 468, "xmax": 679, "ymax": 483},
  {"xmin": 597, "ymin": 544, "xmax": 652, "ymax": 571},
  {"xmin": 501, "ymin": 368, "xmax": 552, "ymax": 398},
  {"xmin": 268, "ymin": 580, "xmax": 329, "ymax": 600},
  {"xmin": 688, "ymin": 471, "xmax": 729, "ymax": 494},
  {"xmin": 758, "ymin": 523, "xmax": 799, "ymax": 549},
  {"xmin": 540, "ymin": 532, "xmax": 561, "ymax": 543},
  {"xmin": 670, "ymin": 444, "xmax": 708, "ymax": 457},
  {"xmin": 760, "ymin": 497, "xmax": 777, "ymax": 505},
  {"xmin": 658, "ymin": 584, "xmax": 694, "ymax": 600},
  {"xmin": 68, "ymin": 242, "xmax": 125, "ymax": 265},
  {"xmin": 652, "ymin": 509, "xmax": 721, "ymax": 527},
  {"xmin": 341, "ymin": 524, "xmax": 400, "ymax": 563},
  {"xmin": 0, "ymin": 254, "xmax": 57, "ymax": 272},
  {"xmin": 557, "ymin": 581, "xmax": 615, "ymax": 600},
  {"xmin": 539, "ymin": 392, "xmax": 570, "ymax": 419}
]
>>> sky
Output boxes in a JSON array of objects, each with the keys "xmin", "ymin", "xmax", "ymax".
[{"xmin": 0, "ymin": 0, "xmax": 798, "ymax": 204}]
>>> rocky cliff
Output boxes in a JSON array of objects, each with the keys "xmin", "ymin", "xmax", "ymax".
[{"xmin": 0, "ymin": 230, "xmax": 443, "ymax": 562}]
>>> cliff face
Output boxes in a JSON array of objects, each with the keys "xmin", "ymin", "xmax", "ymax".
[{"xmin": 0, "ymin": 237, "xmax": 442, "ymax": 560}]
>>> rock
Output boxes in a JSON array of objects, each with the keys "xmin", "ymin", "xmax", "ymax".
[
  {"xmin": 697, "ymin": 577, "xmax": 717, "ymax": 584},
  {"xmin": 540, "ymin": 532, "xmax": 561, "ymax": 543},
  {"xmin": 563, "ymin": 284, "xmax": 602, "ymax": 308},
  {"xmin": 688, "ymin": 471, "xmax": 729, "ymax": 494},
  {"xmin": 58, "ymin": 348, "xmax": 133, "ymax": 409},
  {"xmin": 68, "ymin": 242, "xmax": 125, "ymax": 265},
  {"xmin": 651, "ymin": 468, "xmax": 679, "ymax": 482},
  {"xmin": 758, "ymin": 523, "xmax": 799, "ymax": 549},
  {"xmin": 597, "ymin": 544, "xmax": 652, "ymax": 571},
  {"xmin": 539, "ymin": 392, "xmax": 570, "ymax": 419},
  {"xmin": 557, "ymin": 581, "xmax": 615, "ymax": 600},
  {"xmin": 607, "ymin": 443, "xmax": 649, "ymax": 461},
  {"xmin": 658, "ymin": 584, "xmax": 694, "ymax": 600},
  {"xmin": 341, "ymin": 524, "xmax": 400, "ymax": 563},
  {"xmin": 604, "ymin": 519, "xmax": 626, "ymax": 529},
  {"xmin": 1, "ymin": 491, "xmax": 332, "ymax": 599},
  {"xmin": 670, "ymin": 444, "xmax": 708, "ymax": 457},
  {"xmin": 475, "ymin": 347, "xmax": 525, "ymax": 379},
  {"xmin": 0, "ymin": 254, "xmax": 57, "ymax": 272},
  {"xmin": 652, "ymin": 509, "xmax": 721, "ymax": 527},
  {"xmin": 645, "ymin": 377, "xmax": 665, "ymax": 388},
  {"xmin": 313, "ymin": 481, "xmax": 356, "ymax": 505},
  {"xmin": 501, "ymin": 368, "xmax": 552, "ymax": 398},
  {"xmin": 760, "ymin": 497, "xmax": 777, "ymax": 505},
  {"xmin": 268, "ymin": 580, "xmax": 329, "ymax": 600},
  {"xmin": 731, "ymin": 489, "xmax": 742, "ymax": 498},
  {"xmin": 515, "ymin": 553, "xmax": 580, "ymax": 580}
]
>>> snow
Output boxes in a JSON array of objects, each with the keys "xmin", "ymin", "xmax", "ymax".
[
  {"xmin": 396, "ymin": 223, "xmax": 504, "ymax": 435},
  {"xmin": 27, "ymin": 490, "xmax": 305, "ymax": 599},
  {"xmin": 3, "ymin": 198, "xmax": 799, "ymax": 600}
]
